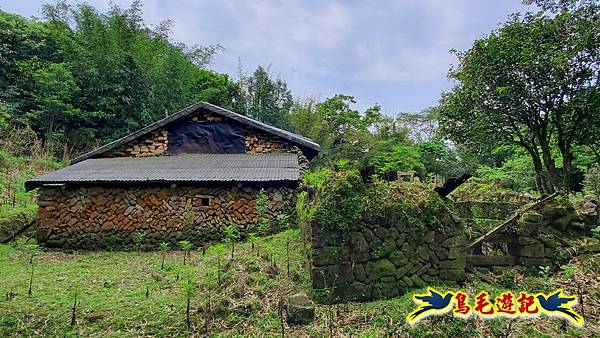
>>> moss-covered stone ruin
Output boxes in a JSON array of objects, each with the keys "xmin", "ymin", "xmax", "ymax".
[
  {"xmin": 467, "ymin": 196, "xmax": 600, "ymax": 269},
  {"xmin": 297, "ymin": 171, "xmax": 466, "ymax": 303}
]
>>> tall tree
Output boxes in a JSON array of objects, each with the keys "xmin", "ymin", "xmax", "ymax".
[
  {"xmin": 438, "ymin": 3, "xmax": 600, "ymax": 193},
  {"xmin": 0, "ymin": 1, "xmax": 240, "ymax": 156},
  {"xmin": 289, "ymin": 94, "xmax": 385, "ymax": 166},
  {"xmin": 238, "ymin": 65, "xmax": 293, "ymax": 130}
]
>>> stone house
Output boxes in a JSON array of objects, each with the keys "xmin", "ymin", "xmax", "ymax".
[{"xmin": 25, "ymin": 102, "xmax": 320, "ymax": 249}]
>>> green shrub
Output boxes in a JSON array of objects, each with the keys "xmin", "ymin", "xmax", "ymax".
[
  {"xmin": 591, "ymin": 226, "xmax": 600, "ymax": 238},
  {"xmin": 583, "ymin": 164, "xmax": 600, "ymax": 199},
  {"xmin": 560, "ymin": 264, "xmax": 576, "ymax": 279},
  {"xmin": 300, "ymin": 169, "xmax": 449, "ymax": 236},
  {"xmin": 0, "ymin": 208, "xmax": 35, "ymax": 241},
  {"xmin": 255, "ymin": 189, "xmax": 272, "ymax": 235}
]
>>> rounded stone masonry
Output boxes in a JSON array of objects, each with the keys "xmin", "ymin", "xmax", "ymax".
[
  {"xmin": 297, "ymin": 170, "xmax": 466, "ymax": 303},
  {"xmin": 36, "ymin": 184, "xmax": 297, "ymax": 250}
]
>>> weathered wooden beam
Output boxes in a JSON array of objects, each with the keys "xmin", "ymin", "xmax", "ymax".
[
  {"xmin": 1, "ymin": 220, "xmax": 35, "ymax": 244},
  {"xmin": 434, "ymin": 173, "xmax": 473, "ymax": 197}
]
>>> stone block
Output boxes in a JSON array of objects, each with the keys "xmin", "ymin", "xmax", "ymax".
[
  {"xmin": 353, "ymin": 265, "xmax": 367, "ymax": 283},
  {"xmin": 523, "ymin": 212, "xmax": 543, "ymax": 223},
  {"xmin": 372, "ymin": 239, "xmax": 396, "ymax": 259},
  {"xmin": 448, "ymin": 246, "xmax": 464, "ymax": 260},
  {"xmin": 417, "ymin": 246, "xmax": 431, "ymax": 262},
  {"xmin": 362, "ymin": 228, "xmax": 375, "ymax": 242},
  {"xmin": 333, "ymin": 282, "xmax": 371, "ymax": 302},
  {"xmin": 410, "ymin": 274, "xmax": 425, "ymax": 288},
  {"xmin": 424, "ymin": 231, "xmax": 435, "ymax": 243},
  {"xmin": 388, "ymin": 250, "xmax": 408, "ymax": 267},
  {"xmin": 372, "ymin": 281, "xmax": 399, "ymax": 299},
  {"xmin": 396, "ymin": 262, "xmax": 415, "ymax": 279},
  {"xmin": 348, "ymin": 232, "xmax": 370, "ymax": 262},
  {"xmin": 439, "ymin": 269, "xmax": 465, "ymax": 281},
  {"xmin": 368, "ymin": 237, "xmax": 383, "ymax": 251},
  {"xmin": 519, "ymin": 244, "xmax": 545, "ymax": 258},
  {"xmin": 312, "ymin": 246, "xmax": 348, "ymax": 266},
  {"xmin": 374, "ymin": 227, "xmax": 390, "ymax": 240},
  {"xmin": 286, "ymin": 293, "xmax": 315, "ymax": 325},
  {"xmin": 518, "ymin": 236, "xmax": 540, "ymax": 246},
  {"xmin": 517, "ymin": 221, "xmax": 541, "ymax": 236},
  {"xmin": 367, "ymin": 258, "xmax": 396, "ymax": 281}
]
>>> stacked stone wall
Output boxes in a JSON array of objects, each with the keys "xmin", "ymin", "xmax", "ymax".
[
  {"xmin": 310, "ymin": 219, "xmax": 465, "ymax": 303},
  {"xmin": 454, "ymin": 201, "xmax": 520, "ymax": 220},
  {"xmin": 467, "ymin": 200, "xmax": 600, "ymax": 269},
  {"xmin": 36, "ymin": 184, "xmax": 296, "ymax": 250},
  {"xmin": 105, "ymin": 129, "xmax": 168, "ymax": 158}
]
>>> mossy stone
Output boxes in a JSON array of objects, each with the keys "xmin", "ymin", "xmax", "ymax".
[
  {"xmin": 372, "ymin": 281, "xmax": 399, "ymax": 299},
  {"xmin": 363, "ymin": 228, "xmax": 375, "ymax": 242},
  {"xmin": 335, "ymin": 282, "xmax": 371, "ymax": 302},
  {"xmin": 368, "ymin": 237, "xmax": 383, "ymax": 251},
  {"xmin": 372, "ymin": 239, "xmax": 396, "ymax": 259},
  {"xmin": 396, "ymin": 262, "xmax": 414, "ymax": 279},
  {"xmin": 388, "ymin": 250, "xmax": 408, "ymax": 267},
  {"xmin": 417, "ymin": 246, "xmax": 430, "ymax": 262},
  {"xmin": 448, "ymin": 246, "xmax": 464, "ymax": 260},
  {"xmin": 410, "ymin": 274, "xmax": 425, "ymax": 288},
  {"xmin": 374, "ymin": 227, "xmax": 390, "ymax": 240},
  {"xmin": 424, "ymin": 231, "xmax": 435, "ymax": 243},
  {"xmin": 349, "ymin": 232, "xmax": 370, "ymax": 262},
  {"xmin": 367, "ymin": 258, "xmax": 396, "ymax": 281},
  {"xmin": 312, "ymin": 246, "xmax": 347, "ymax": 266},
  {"xmin": 439, "ymin": 269, "xmax": 465, "ymax": 281},
  {"xmin": 286, "ymin": 293, "xmax": 315, "ymax": 325},
  {"xmin": 353, "ymin": 265, "xmax": 367, "ymax": 282},
  {"xmin": 520, "ymin": 244, "xmax": 545, "ymax": 258}
]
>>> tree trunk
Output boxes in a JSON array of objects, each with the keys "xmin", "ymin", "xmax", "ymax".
[
  {"xmin": 561, "ymin": 150, "xmax": 574, "ymax": 192},
  {"xmin": 539, "ymin": 140, "xmax": 559, "ymax": 193},
  {"xmin": 525, "ymin": 145, "xmax": 553, "ymax": 194}
]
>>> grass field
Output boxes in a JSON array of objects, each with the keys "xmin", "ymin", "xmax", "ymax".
[{"xmin": 1, "ymin": 229, "xmax": 599, "ymax": 337}]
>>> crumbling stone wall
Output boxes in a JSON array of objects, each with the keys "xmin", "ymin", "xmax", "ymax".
[
  {"xmin": 310, "ymin": 219, "xmax": 465, "ymax": 302},
  {"xmin": 467, "ymin": 200, "xmax": 600, "ymax": 269},
  {"xmin": 512, "ymin": 212, "xmax": 558, "ymax": 267},
  {"xmin": 454, "ymin": 201, "xmax": 519, "ymax": 221},
  {"xmin": 514, "ymin": 201, "xmax": 598, "ymax": 267},
  {"xmin": 299, "ymin": 171, "xmax": 466, "ymax": 303},
  {"xmin": 36, "ymin": 184, "xmax": 296, "ymax": 250}
]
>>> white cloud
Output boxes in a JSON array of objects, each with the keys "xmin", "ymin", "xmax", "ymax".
[{"xmin": 0, "ymin": 0, "xmax": 529, "ymax": 112}]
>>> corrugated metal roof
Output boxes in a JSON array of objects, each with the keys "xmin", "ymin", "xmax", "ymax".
[
  {"xmin": 26, "ymin": 153, "xmax": 300, "ymax": 190},
  {"xmin": 71, "ymin": 101, "xmax": 320, "ymax": 164}
]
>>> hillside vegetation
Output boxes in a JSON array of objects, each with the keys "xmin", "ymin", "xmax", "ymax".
[
  {"xmin": 1, "ymin": 229, "xmax": 599, "ymax": 337},
  {"xmin": 0, "ymin": 150, "xmax": 62, "ymax": 241},
  {"xmin": 0, "ymin": 1, "xmax": 599, "ymax": 337}
]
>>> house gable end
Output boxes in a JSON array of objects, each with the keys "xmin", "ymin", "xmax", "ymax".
[{"xmin": 71, "ymin": 102, "xmax": 319, "ymax": 164}]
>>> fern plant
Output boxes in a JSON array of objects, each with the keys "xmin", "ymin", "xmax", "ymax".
[
  {"xmin": 159, "ymin": 242, "xmax": 170, "ymax": 269},
  {"xmin": 224, "ymin": 224, "xmax": 240, "ymax": 259},
  {"xmin": 179, "ymin": 240, "xmax": 192, "ymax": 265}
]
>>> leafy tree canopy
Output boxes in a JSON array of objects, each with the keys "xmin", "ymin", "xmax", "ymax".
[
  {"xmin": 0, "ymin": 1, "xmax": 239, "ymax": 157},
  {"xmin": 438, "ymin": 1, "xmax": 600, "ymax": 193}
]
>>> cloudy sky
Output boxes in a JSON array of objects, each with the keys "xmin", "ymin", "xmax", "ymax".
[{"xmin": 1, "ymin": 0, "xmax": 534, "ymax": 113}]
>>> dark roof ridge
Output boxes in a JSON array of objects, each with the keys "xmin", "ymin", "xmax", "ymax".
[{"xmin": 71, "ymin": 101, "xmax": 320, "ymax": 164}]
